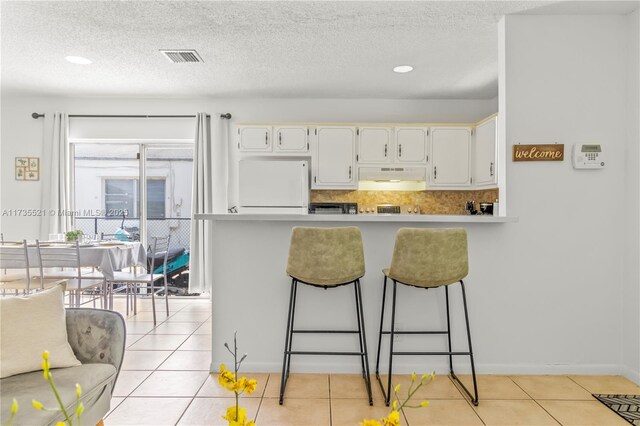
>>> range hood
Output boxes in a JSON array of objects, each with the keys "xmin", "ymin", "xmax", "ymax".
[{"xmin": 358, "ymin": 167, "xmax": 426, "ymax": 182}]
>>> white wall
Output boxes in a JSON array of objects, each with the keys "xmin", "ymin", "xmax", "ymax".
[
  {"xmin": 501, "ymin": 14, "xmax": 636, "ymax": 381},
  {"xmin": 0, "ymin": 95, "xmax": 497, "ymax": 239},
  {"xmin": 624, "ymin": 9, "xmax": 640, "ymax": 383}
]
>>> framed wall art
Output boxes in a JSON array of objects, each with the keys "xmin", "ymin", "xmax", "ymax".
[{"xmin": 15, "ymin": 157, "xmax": 39, "ymax": 181}]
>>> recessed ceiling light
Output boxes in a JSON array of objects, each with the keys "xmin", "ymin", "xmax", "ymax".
[
  {"xmin": 393, "ymin": 65, "xmax": 413, "ymax": 73},
  {"xmin": 65, "ymin": 56, "xmax": 92, "ymax": 65}
]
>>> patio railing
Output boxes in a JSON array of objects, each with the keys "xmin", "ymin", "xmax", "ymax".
[{"xmin": 74, "ymin": 217, "xmax": 191, "ymax": 251}]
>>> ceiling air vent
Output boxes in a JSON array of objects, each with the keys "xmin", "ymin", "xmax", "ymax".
[{"xmin": 160, "ymin": 50, "xmax": 203, "ymax": 63}]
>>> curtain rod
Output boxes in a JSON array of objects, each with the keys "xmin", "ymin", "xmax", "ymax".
[{"xmin": 31, "ymin": 113, "xmax": 232, "ymax": 119}]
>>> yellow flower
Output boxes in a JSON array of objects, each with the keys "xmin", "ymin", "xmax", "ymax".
[
  {"xmin": 382, "ymin": 410, "xmax": 401, "ymax": 426},
  {"xmin": 420, "ymin": 401, "xmax": 429, "ymax": 407},
  {"xmin": 361, "ymin": 420, "xmax": 383, "ymax": 426},
  {"xmin": 56, "ymin": 423, "xmax": 65, "ymax": 426},
  {"xmin": 76, "ymin": 383, "xmax": 82, "ymax": 398},
  {"xmin": 223, "ymin": 406, "xmax": 247, "ymax": 424},
  {"xmin": 392, "ymin": 400, "xmax": 398, "ymax": 410},
  {"xmin": 76, "ymin": 402, "xmax": 84, "ymax": 416},
  {"xmin": 393, "ymin": 384, "xmax": 401, "ymax": 393},
  {"xmin": 41, "ymin": 352, "xmax": 51, "ymax": 380},
  {"xmin": 242, "ymin": 378, "xmax": 258, "ymax": 395},
  {"xmin": 246, "ymin": 421, "xmax": 256, "ymax": 426},
  {"xmin": 421, "ymin": 373, "xmax": 428, "ymax": 380},
  {"xmin": 411, "ymin": 372, "xmax": 416, "ymax": 381},
  {"xmin": 32, "ymin": 400, "xmax": 43, "ymax": 410},
  {"xmin": 10, "ymin": 398, "xmax": 18, "ymax": 415},
  {"xmin": 218, "ymin": 365, "xmax": 237, "ymax": 391}
]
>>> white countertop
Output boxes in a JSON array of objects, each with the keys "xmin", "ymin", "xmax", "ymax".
[{"xmin": 194, "ymin": 213, "xmax": 518, "ymax": 223}]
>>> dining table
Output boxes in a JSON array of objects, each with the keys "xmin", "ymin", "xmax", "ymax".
[{"xmin": 1, "ymin": 241, "xmax": 148, "ymax": 281}]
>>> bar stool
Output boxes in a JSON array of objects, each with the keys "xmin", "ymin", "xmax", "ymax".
[
  {"xmin": 375, "ymin": 228, "xmax": 479, "ymax": 406},
  {"xmin": 279, "ymin": 226, "xmax": 373, "ymax": 405}
]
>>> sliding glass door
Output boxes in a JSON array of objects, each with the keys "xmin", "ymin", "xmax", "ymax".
[{"xmin": 73, "ymin": 141, "xmax": 194, "ymax": 290}]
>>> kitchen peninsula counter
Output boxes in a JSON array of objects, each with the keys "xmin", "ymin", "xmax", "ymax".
[
  {"xmin": 195, "ymin": 213, "xmax": 517, "ymax": 223},
  {"xmin": 198, "ymin": 212, "xmax": 517, "ymax": 375}
]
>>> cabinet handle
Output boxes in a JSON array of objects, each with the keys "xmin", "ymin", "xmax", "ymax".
[
  {"xmin": 348, "ymin": 166, "xmax": 352, "ymax": 179},
  {"xmin": 278, "ymin": 132, "xmax": 282, "ymax": 146},
  {"xmin": 314, "ymin": 176, "xmax": 317, "ymax": 183},
  {"xmin": 399, "ymin": 144, "xmax": 402, "ymax": 157},
  {"xmin": 265, "ymin": 132, "xmax": 268, "ymax": 145},
  {"xmin": 490, "ymin": 162, "xmax": 494, "ymax": 176},
  {"xmin": 433, "ymin": 166, "xmax": 437, "ymax": 180},
  {"xmin": 384, "ymin": 144, "xmax": 388, "ymax": 157}
]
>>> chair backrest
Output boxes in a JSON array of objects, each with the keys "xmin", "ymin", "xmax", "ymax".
[
  {"xmin": 36, "ymin": 240, "xmax": 82, "ymax": 280},
  {"xmin": 388, "ymin": 228, "xmax": 468, "ymax": 288},
  {"xmin": 0, "ymin": 240, "xmax": 31, "ymax": 289},
  {"xmin": 148, "ymin": 236, "xmax": 171, "ymax": 272},
  {"xmin": 286, "ymin": 226, "xmax": 365, "ymax": 287}
]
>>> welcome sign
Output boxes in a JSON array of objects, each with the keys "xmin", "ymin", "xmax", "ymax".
[{"xmin": 513, "ymin": 144, "xmax": 564, "ymax": 162}]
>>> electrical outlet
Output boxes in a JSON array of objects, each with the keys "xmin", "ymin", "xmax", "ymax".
[{"xmin": 393, "ymin": 322, "xmax": 404, "ymax": 343}]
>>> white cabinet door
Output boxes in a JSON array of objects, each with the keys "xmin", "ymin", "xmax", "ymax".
[
  {"xmin": 396, "ymin": 127, "xmax": 428, "ymax": 163},
  {"xmin": 237, "ymin": 126, "xmax": 272, "ymax": 152},
  {"xmin": 314, "ymin": 127, "xmax": 356, "ymax": 188},
  {"xmin": 274, "ymin": 126, "xmax": 309, "ymax": 152},
  {"xmin": 430, "ymin": 127, "xmax": 471, "ymax": 187},
  {"xmin": 358, "ymin": 127, "xmax": 392, "ymax": 163},
  {"xmin": 473, "ymin": 116, "xmax": 497, "ymax": 187}
]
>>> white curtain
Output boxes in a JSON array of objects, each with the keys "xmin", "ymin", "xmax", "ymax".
[
  {"xmin": 189, "ymin": 113, "xmax": 229, "ymax": 294},
  {"xmin": 40, "ymin": 113, "xmax": 72, "ymax": 238}
]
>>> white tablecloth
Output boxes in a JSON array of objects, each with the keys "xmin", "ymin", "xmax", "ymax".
[{"xmin": 2, "ymin": 242, "xmax": 147, "ymax": 281}]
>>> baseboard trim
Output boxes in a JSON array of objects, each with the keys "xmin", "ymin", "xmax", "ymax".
[
  {"xmin": 211, "ymin": 360, "xmax": 625, "ymax": 376},
  {"xmin": 620, "ymin": 365, "xmax": 640, "ymax": 385}
]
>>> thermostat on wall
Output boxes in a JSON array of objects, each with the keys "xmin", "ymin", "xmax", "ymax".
[{"xmin": 572, "ymin": 144, "xmax": 605, "ymax": 169}]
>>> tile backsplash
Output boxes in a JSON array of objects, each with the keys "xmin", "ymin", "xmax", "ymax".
[{"xmin": 311, "ymin": 189, "xmax": 499, "ymax": 215}]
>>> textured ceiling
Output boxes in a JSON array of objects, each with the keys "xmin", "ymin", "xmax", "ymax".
[{"xmin": 1, "ymin": 1, "xmax": 638, "ymax": 99}]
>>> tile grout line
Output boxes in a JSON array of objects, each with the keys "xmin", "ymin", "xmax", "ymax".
[
  {"xmin": 253, "ymin": 373, "xmax": 270, "ymax": 424},
  {"xmin": 507, "ymin": 376, "xmax": 564, "ymax": 426},
  {"xmin": 328, "ymin": 374, "xmax": 333, "ymax": 426},
  {"xmin": 108, "ymin": 298, "xmax": 210, "ymax": 423},
  {"xmin": 447, "ymin": 375, "xmax": 486, "ymax": 426}
]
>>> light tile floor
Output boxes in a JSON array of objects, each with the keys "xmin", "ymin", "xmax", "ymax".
[{"xmin": 105, "ymin": 297, "xmax": 640, "ymax": 426}]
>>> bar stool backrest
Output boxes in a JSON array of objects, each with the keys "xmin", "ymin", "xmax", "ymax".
[
  {"xmin": 286, "ymin": 226, "xmax": 365, "ymax": 286},
  {"xmin": 388, "ymin": 228, "xmax": 468, "ymax": 288},
  {"xmin": 0, "ymin": 240, "xmax": 31, "ymax": 289}
]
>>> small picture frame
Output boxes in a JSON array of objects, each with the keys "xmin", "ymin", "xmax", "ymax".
[
  {"xmin": 15, "ymin": 156, "xmax": 40, "ymax": 181},
  {"xmin": 15, "ymin": 167, "xmax": 25, "ymax": 180}
]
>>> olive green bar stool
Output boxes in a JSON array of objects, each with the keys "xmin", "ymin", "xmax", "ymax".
[
  {"xmin": 375, "ymin": 228, "xmax": 479, "ymax": 406},
  {"xmin": 279, "ymin": 226, "xmax": 373, "ymax": 405}
]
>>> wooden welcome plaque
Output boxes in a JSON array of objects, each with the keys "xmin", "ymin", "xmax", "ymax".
[{"xmin": 513, "ymin": 144, "xmax": 564, "ymax": 162}]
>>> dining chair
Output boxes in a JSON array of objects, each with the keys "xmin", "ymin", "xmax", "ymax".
[
  {"xmin": 107, "ymin": 236, "xmax": 170, "ymax": 325},
  {"xmin": 0, "ymin": 240, "xmax": 32, "ymax": 295},
  {"xmin": 34, "ymin": 240, "xmax": 107, "ymax": 308}
]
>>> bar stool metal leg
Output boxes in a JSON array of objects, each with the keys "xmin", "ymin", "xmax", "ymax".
[
  {"xmin": 279, "ymin": 278, "xmax": 297, "ymax": 405},
  {"xmin": 375, "ymin": 275, "xmax": 388, "ymax": 379},
  {"xmin": 355, "ymin": 279, "xmax": 373, "ymax": 405},
  {"xmin": 285, "ymin": 280, "xmax": 298, "ymax": 380},
  {"xmin": 383, "ymin": 280, "xmax": 399, "ymax": 406},
  {"xmin": 451, "ymin": 280, "xmax": 479, "ymax": 405},
  {"xmin": 445, "ymin": 285, "xmax": 454, "ymax": 374}
]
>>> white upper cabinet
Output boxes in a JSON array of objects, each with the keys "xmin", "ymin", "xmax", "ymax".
[
  {"xmin": 430, "ymin": 127, "xmax": 471, "ymax": 187},
  {"xmin": 274, "ymin": 126, "xmax": 309, "ymax": 152},
  {"xmin": 313, "ymin": 126, "xmax": 356, "ymax": 189},
  {"xmin": 237, "ymin": 126, "xmax": 272, "ymax": 152},
  {"xmin": 395, "ymin": 127, "xmax": 428, "ymax": 163},
  {"xmin": 358, "ymin": 127, "xmax": 392, "ymax": 164},
  {"xmin": 473, "ymin": 116, "xmax": 498, "ymax": 187}
]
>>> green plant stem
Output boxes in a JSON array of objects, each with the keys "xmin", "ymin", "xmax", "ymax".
[
  {"xmin": 396, "ymin": 376, "xmax": 433, "ymax": 411},
  {"xmin": 47, "ymin": 375, "xmax": 73, "ymax": 425},
  {"xmin": 234, "ymin": 332, "xmax": 239, "ymax": 423}
]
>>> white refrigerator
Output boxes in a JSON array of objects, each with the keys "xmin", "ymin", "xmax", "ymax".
[{"xmin": 238, "ymin": 160, "xmax": 309, "ymax": 214}]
